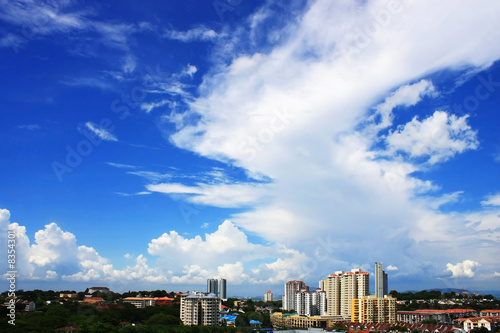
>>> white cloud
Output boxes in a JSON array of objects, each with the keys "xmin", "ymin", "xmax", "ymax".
[
  {"xmin": 0, "ymin": 0, "xmax": 145, "ymax": 51},
  {"xmin": 106, "ymin": 162, "xmax": 138, "ymax": 169},
  {"xmin": 147, "ymin": 182, "xmax": 270, "ymax": 208},
  {"xmin": 494, "ymin": 272, "xmax": 500, "ymax": 277},
  {"xmin": 481, "ymin": 193, "xmax": 500, "ymax": 206},
  {"xmin": 370, "ymin": 79, "xmax": 436, "ymax": 131},
  {"xmin": 140, "ymin": 99, "xmax": 171, "ymax": 113},
  {"xmin": 446, "ymin": 260, "xmax": 480, "ymax": 278},
  {"xmin": 386, "ymin": 265, "xmax": 398, "ymax": 271},
  {"xmin": 122, "ymin": 55, "xmax": 136, "ymax": 73},
  {"xmin": 182, "ymin": 64, "xmax": 197, "ymax": 77},
  {"xmin": 81, "ymin": 121, "xmax": 118, "ymax": 142},
  {"xmin": 156, "ymin": 0, "xmax": 500, "ymax": 288},
  {"xmin": 127, "ymin": 171, "xmax": 172, "ymax": 182},
  {"xmin": 147, "ymin": 220, "xmax": 310, "ymax": 284},
  {"xmin": 17, "ymin": 124, "xmax": 41, "ymax": 130},
  {"xmin": 385, "ymin": 111, "xmax": 478, "ymax": 164},
  {"xmin": 164, "ymin": 26, "xmax": 221, "ymax": 42}
]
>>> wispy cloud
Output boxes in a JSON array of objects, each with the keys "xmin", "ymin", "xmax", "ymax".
[
  {"xmin": 115, "ymin": 191, "xmax": 151, "ymax": 197},
  {"xmin": 17, "ymin": 124, "xmax": 41, "ymax": 130},
  {"xmin": 106, "ymin": 162, "xmax": 139, "ymax": 169},
  {"xmin": 81, "ymin": 121, "xmax": 118, "ymax": 142},
  {"xmin": 146, "ymin": 182, "xmax": 269, "ymax": 208},
  {"xmin": 164, "ymin": 26, "xmax": 222, "ymax": 42},
  {"xmin": 127, "ymin": 171, "xmax": 172, "ymax": 182}
]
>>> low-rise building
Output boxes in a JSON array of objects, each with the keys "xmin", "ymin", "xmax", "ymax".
[
  {"xmin": 59, "ymin": 293, "xmax": 78, "ymax": 300},
  {"xmin": 481, "ymin": 310, "xmax": 500, "ymax": 317},
  {"xmin": 154, "ymin": 296, "xmax": 174, "ymax": 306},
  {"xmin": 270, "ymin": 312, "xmax": 331, "ymax": 329},
  {"xmin": 463, "ymin": 316, "xmax": 500, "ymax": 332},
  {"xmin": 88, "ymin": 287, "xmax": 110, "ymax": 294},
  {"xmin": 398, "ymin": 309, "xmax": 477, "ymax": 324},
  {"xmin": 83, "ymin": 296, "xmax": 104, "ymax": 304},
  {"xmin": 123, "ymin": 297, "xmax": 155, "ymax": 308}
]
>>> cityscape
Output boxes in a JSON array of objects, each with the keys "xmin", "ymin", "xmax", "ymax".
[
  {"xmin": 2, "ymin": 262, "xmax": 500, "ymax": 332},
  {"xmin": 2, "ymin": 0, "xmax": 500, "ymax": 332}
]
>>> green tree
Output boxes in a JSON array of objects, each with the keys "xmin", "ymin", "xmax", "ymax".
[
  {"xmin": 331, "ymin": 323, "xmax": 348, "ymax": 331},
  {"xmin": 145, "ymin": 313, "xmax": 181, "ymax": 326}
]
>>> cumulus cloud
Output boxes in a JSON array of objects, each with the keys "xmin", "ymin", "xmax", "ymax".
[
  {"xmin": 446, "ymin": 260, "xmax": 480, "ymax": 278},
  {"xmin": 1, "ymin": 209, "xmax": 313, "ymax": 286},
  {"xmin": 370, "ymin": 79, "xmax": 436, "ymax": 131},
  {"xmin": 387, "ymin": 265, "xmax": 399, "ymax": 271},
  {"xmin": 385, "ymin": 111, "xmax": 478, "ymax": 164}
]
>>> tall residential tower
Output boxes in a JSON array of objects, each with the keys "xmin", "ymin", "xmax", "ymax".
[
  {"xmin": 283, "ymin": 280, "xmax": 306, "ymax": 310},
  {"xmin": 326, "ymin": 269, "xmax": 369, "ymax": 320},
  {"xmin": 375, "ymin": 262, "xmax": 388, "ymax": 298}
]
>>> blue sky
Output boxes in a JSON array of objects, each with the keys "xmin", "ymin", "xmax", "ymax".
[{"xmin": 1, "ymin": 0, "xmax": 500, "ymax": 297}]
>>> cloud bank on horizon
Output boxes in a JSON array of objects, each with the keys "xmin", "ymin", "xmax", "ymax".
[{"xmin": 1, "ymin": 0, "xmax": 500, "ymax": 293}]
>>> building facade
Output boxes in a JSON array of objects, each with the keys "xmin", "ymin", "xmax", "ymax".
[
  {"xmin": 220, "ymin": 278, "xmax": 227, "ymax": 300},
  {"xmin": 351, "ymin": 295, "xmax": 396, "ymax": 323},
  {"xmin": 180, "ymin": 293, "xmax": 220, "ymax": 326},
  {"xmin": 397, "ymin": 309, "xmax": 478, "ymax": 324},
  {"xmin": 295, "ymin": 286, "xmax": 327, "ymax": 317},
  {"xmin": 123, "ymin": 297, "xmax": 155, "ymax": 308},
  {"xmin": 207, "ymin": 278, "xmax": 218, "ymax": 296},
  {"xmin": 270, "ymin": 312, "xmax": 331, "ymax": 330},
  {"xmin": 481, "ymin": 310, "xmax": 500, "ymax": 317},
  {"xmin": 375, "ymin": 262, "xmax": 388, "ymax": 298},
  {"xmin": 326, "ymin": 269, "xmax": 369, "ymax": 320},
  {"xmin": 265, "ymin": 290, "xmax": 273, "ymax": 302},
  {"xmin": 283, "ymin": 280, "xmax": 306, "ymax": 310},
  {"xmin": 463, "ymin": 316, "xmax": 500, "ymax": 332}
]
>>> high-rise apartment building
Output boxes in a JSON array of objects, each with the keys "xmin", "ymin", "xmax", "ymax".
[
  {"xmin": 295, "ymin": 286, "xmax": 327, "ymax": 316},
  {"xmin": 265, "ymin": 290, "xmax": 273, "ymax": 302},
  {"xmin": 219, "ymin": 278, "xmax": 227, "ymax": 300},
  {"xmin": 326, "ymin": 269, "xmax": 369, "ymax": 320},
  {"xmin": 283, "ymin": 280, "xmax": 305, "ymax": 310},
  {"xmin": 180, "ymin": 293, "xmax": 220, "ymax": 326},
  {"xmin": 207, "ymin": 278, "xmax": 218, "ymax": 297},
  {"xmin": 375, "ymin": 262, "xmax": 388, "ymax": 298},
  {"xmin": 351, "ymin": 295, "xmax": 396, "ymax": 323}
]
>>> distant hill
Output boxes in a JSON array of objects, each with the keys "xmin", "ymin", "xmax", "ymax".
[{"xmin": 403, "ymin": 288, "xmax": 500, "ymax": 298}]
